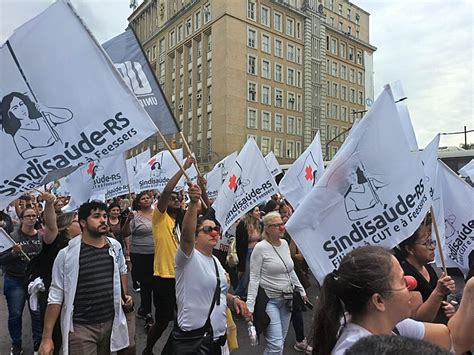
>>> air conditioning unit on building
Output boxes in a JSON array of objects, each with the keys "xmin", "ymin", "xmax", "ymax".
[
  {"xmin": 178, "ymin": 104, "xmax": 184, "ymax": 110},
  {"xmin": 289, "ymin": 98, "xmax": 295, "ymax": 103},
  {"xmin": 196, "ymin": 93, "xmax": 202, "ymax": 99},
  {"xmin": 276, "ymin": 94, "xmax": 283, "ymax": 100}
]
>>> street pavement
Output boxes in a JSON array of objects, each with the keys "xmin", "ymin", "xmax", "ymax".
[{"xmin": 0, "ymin": 270, "xmax": 320, "ymax": 354}]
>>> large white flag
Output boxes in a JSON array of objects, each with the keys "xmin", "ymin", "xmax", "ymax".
[
  {"xmin": 286, "ymin": 86, "xmax": 432, "ymax": 282},
  {"xmin": 392, "ymin": 81, "xmax": 418, "ymax": 152},
  {"xmin": 133, "ymin": 149, "xmax": 183, "ymax": 192},
  {"xmin": 126, "ymin": 149, "xmax": 151, "ymax": 193},
  {"xmin": 214, "ymin": 139, "xmax": 278, "ymax": 233},
  {"xmin": 264, "ymin": 152, "xmax": 283, "ymax": 178},
  {"xmin": 459, "ymin": 159, "xmax": 474, "ymax": 181},
  {"xmin": 436, "ymin": 161, "xmax": 474, "ymax": 273},
  {"xmin": 205, "ymin": 152, "xmax": 238, "ymax": 199},
  {"xmin": 279, "ymin": 131, "xmax": 325, "ymax": 208},
  {"xmin": 0, "ymin": 0, "xmax": 157, "ymax": 209},
  {"xmin": 0, "ymin": 228, "xmax": 15, "ymax": 253}
]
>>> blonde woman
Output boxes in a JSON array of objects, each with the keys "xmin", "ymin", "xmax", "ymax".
[{"xmin": 246, "ymin": 212, "xmax": 307, "ymax": 354}]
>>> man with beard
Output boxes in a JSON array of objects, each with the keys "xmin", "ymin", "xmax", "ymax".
[
  {"xmin": 39, "ymin": 201, "xmax": 132, "ymax": 355},
  {"xmin": 143, "ymin": 156, "xmax": 194, "ymax": 354}
]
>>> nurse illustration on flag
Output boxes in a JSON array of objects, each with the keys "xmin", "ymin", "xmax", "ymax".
[{"xmin": 1, "ymin": 92, "xmax": 73, "ymax": 160}]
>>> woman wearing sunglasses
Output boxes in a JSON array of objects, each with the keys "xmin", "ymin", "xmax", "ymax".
[
  {"xmin": 246, "ymin": 211, "xmax": 307, "ymax": 354},
  {"xmin": 313, "ymin": 245, "xmax": 474, "ymax": 355},
  {"xmin": 173, "ymin": 183, "xmax": 250, "ymax": 354},
  {"xmin": 396, "ymin": 223, "xmax": 456, "ymax": 324}
]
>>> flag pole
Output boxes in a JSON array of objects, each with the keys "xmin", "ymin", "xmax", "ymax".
[
  {"xmin": 3, "ymin": 231, "xmax": 30, "ymax": 261},
  {"xmin": 179, "ymin": 131, "xmax": 204, "ymax": 178},
  {"xmin": 430, "ymin": 206, "xmax": 447, "ymax": 275}
]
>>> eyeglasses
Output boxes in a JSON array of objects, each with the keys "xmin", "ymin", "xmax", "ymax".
[
  {"xmin": 198, "ymin": 226, "xmax": 221, "ymax": 234},
  {"xmin": 23, "ymin": 214, "xmax": 37, "ymax": 219},
  {"xmin": 268, "ymin": 223, "xmax": 285, "ymax": 228},
  {"xmin": 415, "ymin": 239, "xmax": 436, "ymax": 249}
]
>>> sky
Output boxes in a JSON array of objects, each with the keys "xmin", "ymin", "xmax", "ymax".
[{"xmin": 1, "ymin": 0, "xmax": 472, "ymax": 148}]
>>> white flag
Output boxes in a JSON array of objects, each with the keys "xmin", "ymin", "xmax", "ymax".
[
  {"xmin": 279, "ymin": 131, "xmax": 325, "ymax": 209},
  {"xmin": 126, "ymin": 149, "xmax": 151, "ymax": 193},
  {"xmin": 459, "ymin": 159, "xmax": 474, "ymax": 181},
  {"xmin": 436, "ymin": 161, "xmax": 474, "ymax": 273},
  {"xmin": 133, "ymin": 149, "xmax": 183, "ymax": 192},
  {"xmin": 0, "ymin": 0, "xmax": 157, "ymax": 209},
  {"xmin": 286, "ymin": 86, "xmax": 432, "ymax": 282},
  {"xmin": 214, "ymin": 139, "xmax": 278, "ymax": 233},
  {"xmin": 264, "ymin": 152, "xmax": 283, "ymax": 178},
  {"xmin": 392, "ymin": 80, "xmax": 418, "ymax": 152},
  {"xmin": 205, "ymin": 152, "xmax": 238, "ymax": 199},
  {"xmin": 0, "ymin": 227, "xmax": 15, "ymax": 253}
]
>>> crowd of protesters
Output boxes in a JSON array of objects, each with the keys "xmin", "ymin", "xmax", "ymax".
[{"xmin": 1, "ymin": 157, "xmax": 473, "ymax": 355}]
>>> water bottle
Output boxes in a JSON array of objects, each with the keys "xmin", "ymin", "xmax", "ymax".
[{"xmin": 248, "ymin": 321, "xmax": 258, "ymax": 346}]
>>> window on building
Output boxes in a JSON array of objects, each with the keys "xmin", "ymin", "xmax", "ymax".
[
  {"xmin": 188, "ymin": 69, "xmax": 193, "ymax": 87},
  {"xmin": 261, "ymin": 137, "xmax": 271, "ymax": 155},
  {"xmin": 262, "ymin": 85, "xmax": 270, "ymax": 105},
  {"xmin": 341, "ymin": 65, "xmax": 347, "ymax": 80},
  {"xmin": 339, "ymin": 21, "xmax": 343, "ymax": 31},
  {"xmin": 187, "ymin": 44, "xmax": 192, "ymax": 63},
  {"xmin": 197, "ymin": 40, "xmax": 202, "ymax": 57},
  {"xmin": 349, "ymin": 47, "xmax": 354, "ymax": 61},
  {"xmin": 275, "ymin": 64, "xmax": 283, "ymax": 82},
  {"xmin": 204, "ymin": 3, "xmax": 211, "ymax": 23},
  {"xmin": 197, "ymin": 65, "xmax": 202, "ymax": 82},
  {"xmin": 287, "ymin": 43, "xmax": 295, "ymax": 62},
  {"xmin": 338, "ymin": 3, "xmax": 343, "ymax": 15},
  {"xmin": 197, "ymin": 115, "xmax": 202, "ymax": 132},
  {"xmin": 248, "ymin": 81, "xmax": 257, "ymax": 101},
  {"xmin": 332, "ymin": 104, "xmax": 338, "ymax": 118},
  {"xmin": 178, "ymin": 25, "xmax": 183, "ymax": 42},
  {"xmin": 207, "ymin": 86, "xmax": 212, "ymax": 103},
  {"xmin": 296, "ymin": 47, "xmax": 301, "ymax": 64},
  {"xmin": 188, "ymin": 93, "xmax": 192, "ymax": 111},
  {"xmin": 160, "ymin": 62, "xmax": 165, "ymax": 77},
  {"xmin": 341, "ymin": 86, "xmax": 347, "ymax": 100},
  {"xmin": 170, "ymin": 31, "xmax": 176, "ymax": 47},
  {"xmin": 248, "ymin": 28, "xmax": 257, "ymax": 48},
  {"xmin": 329, "ymin": 0, "xmax": 334, "ymax": 11},
  {"xmin": 331, "ymin": 38, "xmax": 337, "ymax": 54},
  {"xmin": 275, "ymin": 89, "xmax": 283, "ymax": 108},
  {"xmin": 262, "ymin": 60, "xmax": 270, "ymax": 79},
  {"xmin": 287, "ymin": 140, "xmax": 295, "ymax": 158},
  {"xmin": 356, "ymin": 50, "xmax": 363, "ymax": 65},
  {"xmin": 347, "ymin": 8, "xmax": 351, "ymax": 20},
  {"xmin": 332, "ymin": 83, "xmax": 338, "ymax": 98},
  {"xmin": 358, "ymin": 91, "xmax": 364, "ymax": 105},
  {"xmin": 274, "ymin": 39, "xmax": 283, "ymax": 57},
  {"xmin": 262, "ymin": 33, "xmax": 270, "ymax": 53},
  {"xmin": 195, "ymin": 11, "xmax": 201, "ymax": 30},
  {"xmin": 207, "ymin": 112, "xmax": 212, "ymax": 130},
  {"xmin": 287, "ymin": 68, "xmax": 295, "ymax": 86},
  {"xmin": 274, "ymin": 138, "xmax": 283, "ymax": 157},
  {"xmin": 247, "ymin": 0, "xmax": 256, "ymax": 20},
  {"xmin": 350, "ymin": 68, "xmax": 355, "ymax": 83},
  {"xmin": 350, "ymin": 88, "xmax": 355, "ymax": 103},
  {"xmin": 357, "ymin": 71, "xmax": 363, "ymax": 85},
  {"xmin": 355, "ymin": 13, "xmax": 360, "ymax": 25},
  {"xmin": 296, "ymin": 70, "xmax": 302, "ymax": 87},
  {"xmin": 247, "ymin": 108, "xmax": 257, "ymax": 128},
  {"xmin": 296, "ymin": 94, "xmax": 302, "ymax": 111},
  {"xmin": 186, "ymin": 18, "xmax": 192, "ymax": 36},
  {"xmin": 296, "ymin": 117, "xmax": 302, "ymax": 135},
  {"xmin": 331, "ymin": 62, "xmax": 338, "ymax": 76},
  {"xmin": 287, "ymin": 116, "xmax": 295, "ymax": 135},
  {"xmin": 286, "ymin": 17, "xmax": 295, "ymax": 37},
  {"xmin": 207, "ymin": 33, "xmax": 212, "ymax": 51},
  {"xmin": 261, "ymin": 6, "xmax": 270, "ymax": 26},
  {"xmin": 274, "ymin": 12, "xmax": 282, "ymax": 32},
  {"xmin": 296, "ymin": 22, "xmax": 301, "ymax": 39},
  {"xmin": 275, "ymin": 113, "xmax": 283, "ymax": 132},
  {"xmin": 208, "ymin": 59, "xmax": 212, "ymax": 77},
  {"xmin": 342, "ymin": 106, "xmax": 347, "ymax": 121},
  {"xmin": 296, "ymin": 141, "xmax": 302, "ymax": 156},
  {"xmin": 262, "ymin": 111, "xmax": 271, "ymax": 130},
  {"xmin": 248, "ymin": 55, "xmax": 257, "ymax": 75}
]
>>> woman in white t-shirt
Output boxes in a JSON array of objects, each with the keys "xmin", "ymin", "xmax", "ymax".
[
  {"xmin": 173, "ymin": 183, "xmax": 250, "ymax": 354},
  {"xmin": 312, "ymin": 246, "xmax": 474, "ymax": 355}
]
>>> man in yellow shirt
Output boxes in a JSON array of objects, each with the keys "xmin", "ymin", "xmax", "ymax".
[{"xmin": 143, "ymin": 156, "xmax": 194, "ymax": 355}]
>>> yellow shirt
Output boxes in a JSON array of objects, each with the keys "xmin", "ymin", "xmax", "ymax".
[{"xmin": 152, "ymin": 208, "xmax": 179, "ymax": 278}]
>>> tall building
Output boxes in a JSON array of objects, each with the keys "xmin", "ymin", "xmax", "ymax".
[{"xmin": 128, "ymin": 0, "xmax": 375, "ymax": 169}]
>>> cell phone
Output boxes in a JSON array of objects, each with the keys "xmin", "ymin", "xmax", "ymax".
[{"xmin": 304, "ymin": 300, "xmax": 314, "ymax": 310}]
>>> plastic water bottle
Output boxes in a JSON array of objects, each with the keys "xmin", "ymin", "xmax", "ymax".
[{"xmin": 248, "ymin": 321, "xmax": 258, "ymax": 346}]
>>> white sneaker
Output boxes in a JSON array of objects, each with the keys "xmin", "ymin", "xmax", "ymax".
[{"xmin": 294, "ymin": 338, "xmax": 313, "ymax": 353}]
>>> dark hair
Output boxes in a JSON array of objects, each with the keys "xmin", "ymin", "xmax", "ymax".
[
  {"xmin": 397, "ymin": 223, "xmax": 428, "ymax": 259},
  {"xmin": 263, "ymin": 199, "xmax": 278, "ymax": 214},
  {"xmin": 1, "ymin": 92, "xmax": 42, "ymax": 136},
  {"xmin": 345, "ymin": 334, "xmax": 450, "ymax": 355},
  {"xmin": 108, "ymin": 202, "xmax": 121, "ymax": 212},
  {"xmin": 195, "ymin": 216, "xmax": 220, "ymax": 235},
  {"xmin": 78, "ymin": 201, "xmax": 108, "ymax": 222},
  {"xmin": 132, "ymin": 192, "xmax": 151, "ymax": 211},
  {"xmin": 313, "ymin": 246, "xmax": 394, "ymax": 355}
]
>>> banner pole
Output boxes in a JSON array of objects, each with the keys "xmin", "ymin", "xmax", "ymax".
[
  {"xmin": 4, "ymin": 231, "xmax": 30, "ymax": 261},
  {"xmin": 430, "ymin": 206, "xmax": 447, "ymax": 275},
  {"xmin": 179, "ymin": 131, "xmax": 204, "ymax": 178}
]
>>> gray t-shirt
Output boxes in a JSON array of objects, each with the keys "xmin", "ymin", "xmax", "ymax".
[{"xmin": 130, "ymin": 212, "xmax": 154, "ymax": 254}]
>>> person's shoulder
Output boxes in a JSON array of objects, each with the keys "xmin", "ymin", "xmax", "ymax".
[{"xmin": 332, "ymin": 323, "xmax": 371, "ymax": 355}]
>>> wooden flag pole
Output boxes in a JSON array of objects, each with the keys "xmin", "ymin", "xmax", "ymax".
[
  {"xmin": 4, "ymin": 232, "xmax": 30, "ymax": 261},
  {"xmin": 179, "ymin": 131, "xmax": 204, "ymax": 178},
  {"xmin": 430, "ymin": 206, "xmax": 447, "ymax": 275},
  {"xmin": 156, "ymin": 129, "xmax": 207, "ymax": 209}
]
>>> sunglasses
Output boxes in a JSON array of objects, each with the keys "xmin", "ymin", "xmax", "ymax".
[
  {"xmin": 415, "ymin": 239, "xmax": 436, "ymax": 249},
  {"xmin": 170, "ymin": 196, "xmax": 183, "ymax": 202},
  {"xmin": 198, "ymin": 226, "xmax": 221, "ymax": 234}
]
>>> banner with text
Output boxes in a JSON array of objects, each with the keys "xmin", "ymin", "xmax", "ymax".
[
  {"xmin": 264, "ymin": 151, "xmax": 283, "ymax": 178},
  {"xmin": 205, "ymin": 152, "xmax": 238, "ymax": 199},
  {"xmin": 126, "ymin": 149, "xmax": 151, "ymax": 193}
]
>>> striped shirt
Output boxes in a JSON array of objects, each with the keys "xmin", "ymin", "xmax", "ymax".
[{"xmin": 73, "ymin": 243, "xmax": 114, "ymax": 324}]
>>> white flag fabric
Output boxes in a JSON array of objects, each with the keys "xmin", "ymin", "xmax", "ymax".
[
  {"xmin": 205, "ymin": 152, "xmax": 238, "ymax": 199},
  {"xmin": 264, "ymin": 152, "xmax": 283, "ymax": 177},
  {"xmin": 279, "ymin": 131, "xmax": 325, "ymax": 209},
  {"xmin": 0, "ymin": 227, "xmax": 15, "ymax": 253},
  {"xmin": 436, "ymin": 161, "xmax": 474, "ymax": 273},
  {"xmin": 0, "ymin": 0, "xmax": 157, "ymax": 209},
  {"xmin": 126, "ymin": 149, "xmax": 151, "ymax": 193},
  {"xmin": 392, "ymin": 81, "xmax": 418, "ymax": 152},
  {"xmin": 214, "ymin": 139, "xmax": 278, "ymax": 234},
  {"xmin": 286, "ymin": 86, "xmax": 432, "ymax": 282},
  {"xmin": 133, "ymin": 149, "xmax": 183, "ymax": 193},
  {"xmin": 459, "ymin": 159, "xmax": 474, "ymax": 181}
]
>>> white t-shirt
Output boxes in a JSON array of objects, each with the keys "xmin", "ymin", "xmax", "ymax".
[
  {"xmin": 175, "ymin": 247, "xmax": 229, "ymax": 339},
  {"xmin": 332, "ymin": 318, "xmax": 425, "ymax": 355}
]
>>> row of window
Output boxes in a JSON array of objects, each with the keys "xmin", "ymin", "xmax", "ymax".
[
  {"xmin": 247, "ymin": 56, "xmax": 303, "ymax": 87},
  {"xmin": 247, "ymin": 28, "xmax": 302, "ymax": 64},
  {"xmin": 326, "ymin": 0, "xmax": 361, "ymax": 24},
  {"xmin": 248, "ymin": 134, "xmax": 302, "ymax": 159},
  {"xmin": 179, "ymin": 111, "xmax": 213, "ymax": 137},
  {"xmin": 247, "ymin": 82, "xmax": 303, "ymax": 112},
  {"xmin": 327, "ymin": 36, "xmax": 363, "ymax": 65},
  {"xmin": 327, "ymin": 60, "xmax": 364, "ymax": 85},
  {"xmin": 247, "ymin": 108, "xmax": 303, "ymax": 136},
  {"xmin": 169, "ymin": 3, "xmax": 211, "ymax": 48},
  {"xmin": 247, "ymin": 0, "xmax": 302, "ymax": 39},
  {"xmin": 326, "ymin": 124, "xmax": 349, "ymax": 143},
  {"xmin": 327, "ymin": 81, "xmax": 364, "ymax": 105},
  {"xmin": 326, "ymin": 102, "xmax": 359, "ymax": 122},
  {"xmin": 170, "ymin": 58, "xmax": 212, "ymax": 92}
]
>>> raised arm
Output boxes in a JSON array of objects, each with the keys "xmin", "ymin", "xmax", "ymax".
[
  {"xmin": 41, "ymin": 192, "xmax": 59, "ymax": 245},
  {"xmin": 157, "ymin": 156, "xmax": 195, "ymax": 213},
  {"xmin": 180, "ymin": 183, "xmax": 201, "ymax": 256}
]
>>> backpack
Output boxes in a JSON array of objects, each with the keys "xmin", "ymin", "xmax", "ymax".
[{"xmin": 226, "ymin": 237, "xmax": 239, "ymax": 268}]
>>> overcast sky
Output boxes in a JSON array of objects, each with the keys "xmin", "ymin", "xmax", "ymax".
[{"xmin": 1, "ymin": 0, "xmax": 472, "ymax": 148}]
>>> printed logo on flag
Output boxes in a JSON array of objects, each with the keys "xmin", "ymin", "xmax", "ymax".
[
  {"xmin": 228, "ymin": 162, "xmax": 250, "ymax": 197},
  {"xmin": 298, "ymin": 152, "xmax": 319, "ymax": 188},
  {"xmin": 86, "ymin": 161, "xmax": 103, "ymax": 181},
  {"xmin": 148, "ymin": 156, "xmax": 166, "ymax": 178},
  {"xmin": 114, "ymin": 61, "xmax": 152, "ymax": 97},
  {"xmin": 1, "ymin": 92, "xmax": 73, "ymax": 160},
  {"xmin": 444, "ymin": 214, "xmax": 474, "ymax": 266}
]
